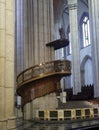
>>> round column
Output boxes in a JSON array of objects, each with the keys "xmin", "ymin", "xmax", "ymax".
[
  {"xmin": 89, "ymin": 0, "xmax": 99, "ymax": 97},
  {"xmin": 0, "ymin": 0, "xmax": 16, "ymax": 129},
  {"xmin": 68, "ymin": 0, "xmax": 81, "ymax": 94}
]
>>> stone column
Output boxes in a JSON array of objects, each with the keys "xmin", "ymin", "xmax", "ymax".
[
  {"xmin": 33, "ymin": 0, "xmax": 54, "ymax": 64},
  {"xmin": 0, "ymin": 0, "xmax": 16, "ymax": 130},
  {"xmin": 23, "ymin": 0, "xmax": 54, "ymax": 120},
  {"xmin": 68, "ymin": 0, "xmax": 81, "ymax": 94},
  {"xmin": 15, "ymin": 0, "xmax": 26, "ymax": 74},
  {"xmin": 16, "ymin": 0, "xmax": 54, "ymax": 70},
  {"xmin": 43, "ymin": 0, "xmax": 54, "ymax": 62},
  {"xmin": 89, "ymin": 0, "xmax": 99, "ymax": 97},
  {"xmin": 27, "ymin": 0, "xmax": 33, "ymax": 67},
  {"xmin": 50, "ymin": 0, "xmax": 55, "ymax": 61}
]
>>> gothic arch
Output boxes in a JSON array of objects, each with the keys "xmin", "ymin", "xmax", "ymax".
[
  {"xmin": 80, "ymin": 55, "xmax": 93, "ymax": 86},
  {"xmin": 80, "ymin": 12, "xmax": 89, "ymax": 24}
]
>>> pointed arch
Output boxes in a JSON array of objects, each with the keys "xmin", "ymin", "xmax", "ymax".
[
  {"xmin": 81, "ymin": 55, "xmax": 92, "ymax": 71},
  {"xmin": 80, "ymin": 55, "xmax": 93, "ymax": 86},
  {"xmin": 80, "ymin": 12, "xmax": 89, "ymax": 24}
]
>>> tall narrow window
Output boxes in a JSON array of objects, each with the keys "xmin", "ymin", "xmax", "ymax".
[{"xmin": 82, "ymin": 16, "xmax": 90, "ymax": 47}]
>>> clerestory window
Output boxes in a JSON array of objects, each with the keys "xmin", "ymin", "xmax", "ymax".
[{"xmin": 81, "ymin": 15, "xmax": 91, "ymax": 47}]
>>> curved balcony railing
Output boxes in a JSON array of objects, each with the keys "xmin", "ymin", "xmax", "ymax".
[
  {"xmin": 16, "ymin": 60, "xmax": 71, "ymax": 105},
  {"xmin": 17, "ymin": 60, "xmax": 71, "ymax": 88}
]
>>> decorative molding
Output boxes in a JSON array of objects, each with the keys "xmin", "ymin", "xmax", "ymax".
[{"xmin": 68, "ymin": 3, "xmax": 78, "ymax": 10}]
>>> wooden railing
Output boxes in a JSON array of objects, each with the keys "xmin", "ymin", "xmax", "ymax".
[
  {"xmin": 17, "ymin": 60, "xmax": 71, "ymax": 87},
  {"xmin": 16, "ymin": 60, "xmax": 71, "ymax": 106}
]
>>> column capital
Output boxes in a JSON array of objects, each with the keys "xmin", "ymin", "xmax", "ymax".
[
  {"xmin": 68, "ymin": 0, "xmax": 78, "ymax": 10},
  {"xmin": 68, "ymin": 0, "xmax": 78, "ymax": 5}
]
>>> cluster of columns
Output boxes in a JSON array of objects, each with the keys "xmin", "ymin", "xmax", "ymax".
[
  {"xmin": 68, "ymin": 0, "xmax": 81, "ymax": 94},
  {"xmin": 15, "ymin": 0, "xmax": 55, "ymax": 76},
  {"xmin": 0, "ymin": 0, "xmax": 16, "ymax": 130},
  {"xmin": 15, "ymin": 0, "xmax": 56, "ymax": 120}
]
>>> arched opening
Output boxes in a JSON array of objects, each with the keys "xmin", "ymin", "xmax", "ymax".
[{"xmin": 81, "ymin": 55, "xmax": 93, "ymax": 86}]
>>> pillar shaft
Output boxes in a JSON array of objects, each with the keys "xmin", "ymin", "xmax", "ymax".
[
  {"xmin": 0, "ymin": 0, "xmax": 15, "ymax": 129},
  {"xmin": 15, "ymin": 0, "xmax": 54, "ymax": 120},
  {"xmin": 33, "ymin": 0, "xmax": 54, "ymax": 64},
  {"xmin": 89, "ymin": 0, "xmax": 99, "ymax": 97},
  {"xmin": 68, "ymin": 0, "xmax": 81, "ymax": 94},
  {"xmin": 16, "ymin": 0, "xmax": 54, "ymax": 74},
  {"xmin": 15, "ymin": 0, "xmax": 24, "ymax": 74}
]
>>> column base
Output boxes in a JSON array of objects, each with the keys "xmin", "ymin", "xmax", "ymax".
[
  {"xmin": 0, "ymin": 116, "xmax": 17, "ymax": 130},
  {"xmin": 0, "ymin": 119, "xmax": 7, "ymax": 130},
  {"xmin": 7, "ymin": 116, "xmax": 16, "ymax": 130}
]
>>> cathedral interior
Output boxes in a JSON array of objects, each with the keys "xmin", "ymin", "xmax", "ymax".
[{"xmin": 0, "ymin": 0, "xmax": 99, "ymax": 130}]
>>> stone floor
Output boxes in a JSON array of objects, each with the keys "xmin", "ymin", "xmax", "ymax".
[
  {"xmin": 15, "ymin": 100, "xmax": 99, "ymax": 130},
  {"xmin": 16, "ymin": 118, "xmax": 99, "ymax": 130}
]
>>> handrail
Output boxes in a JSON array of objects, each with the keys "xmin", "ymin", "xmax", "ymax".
[{"xmin": 17, "ymin": 60, "xmax": 71, "ymax": 87}]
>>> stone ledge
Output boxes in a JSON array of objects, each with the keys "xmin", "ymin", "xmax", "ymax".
[{"xmin": 7, "ymin": 116, "xmax": 16, "ymax": 130}]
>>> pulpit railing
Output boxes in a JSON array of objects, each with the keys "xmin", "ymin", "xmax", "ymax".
[
  {"xmin": 17, "ymin": 60, "xmax": 71, "ymax": 87},
  {"xmin": 16, "ymin": 60, "xmax": 71, "ymax": 106}
]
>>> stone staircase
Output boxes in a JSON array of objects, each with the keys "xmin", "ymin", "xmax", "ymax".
[{"xmin": 57, "ymin": 100, "xmax": 94, "ymax": 109}]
